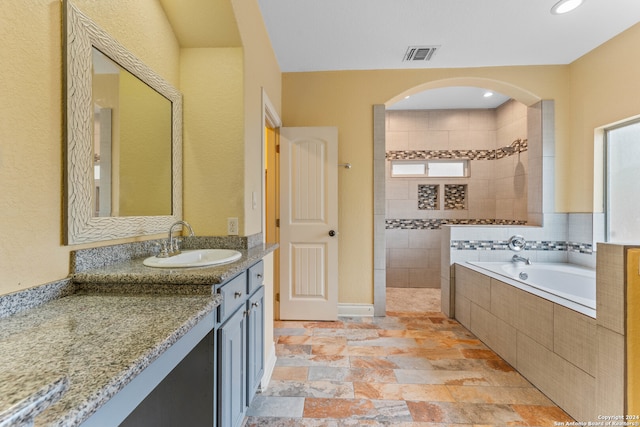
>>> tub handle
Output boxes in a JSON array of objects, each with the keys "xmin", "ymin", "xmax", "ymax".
[{"xmin": 508, "ymin": 235, "xmax": 526, "ymax": 251}]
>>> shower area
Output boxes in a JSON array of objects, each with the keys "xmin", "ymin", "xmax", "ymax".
[{"xmin": 385, "ymin": 98, "xmax": 529, "ymax": 288}]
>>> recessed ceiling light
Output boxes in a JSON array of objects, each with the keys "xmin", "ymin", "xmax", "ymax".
[
  {"xmin": 483, "ymin": 91, "xmax": 494, "ymax": 98},
  {"xmin": 551, "ymin": 0, "xmax": 584, "ymax": 15}
]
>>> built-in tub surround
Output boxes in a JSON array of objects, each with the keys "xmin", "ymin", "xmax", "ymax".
[
  {"xmin": 454, "ymin": 263, "xmax": 597, "ymax": 420},
  {"xmin": 466, "ymin": 261, "xmax": 595, "ymax": 317},
  {"xmin": 441, "ymin": 212, "xmax": 598, "ymax": 317},
  {"xmin": 454, "ymin": 243, "xmax": 639, "ymax": 420}
]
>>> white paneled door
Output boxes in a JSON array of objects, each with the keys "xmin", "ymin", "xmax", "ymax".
[{"xmin": 279, "ymin": 127, "xmax": 338, "ymax": 321}]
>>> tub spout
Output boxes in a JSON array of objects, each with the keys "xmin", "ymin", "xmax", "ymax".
[{"xmin": 512, "ymin": 254, "xmax": 531, "ymax": 265}]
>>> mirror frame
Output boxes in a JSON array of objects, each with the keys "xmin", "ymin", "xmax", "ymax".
[{"xmin": 64, "ymin": 0, "xmax": 182, "ymax": 245}]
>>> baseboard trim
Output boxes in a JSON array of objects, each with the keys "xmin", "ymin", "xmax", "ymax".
[
  {"xmin": 338, "ymin": 303, "xmax": 374, "ymax": 317},
  {"xmin": 260, "ymin": 342, "xmax": 277, "ymax": 391}
]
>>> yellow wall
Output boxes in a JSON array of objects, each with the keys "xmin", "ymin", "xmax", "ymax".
[
  {"xmin": 0, "ymin": 1, "xmax": 281, "ymax": 296},
  {"xmin": 3, "ymin": 0, "xmax": 638, "ymax": 308},
  {"xmin": 0, "ymin": 1, "xmax": 178, "ymax": 295},
  {"xmin": 181, "ymin": 48, "xmax": 245, "ymax": 235},
  {"xmin": 181, "ymin": 0, "xmax": 282, "ymax": 236},
  {"xmin": 72, "ymin": 0, "xmax": 180, "ymax": 87},
  {"xmin": 231, "ymin": 0, "xmax": 282, "ymax": 235},
  {"xmin": 282, "ymin": 67, "xmax": 569, "ymax": 303},
  {"xmin": 0, "ymin": 1, "xmax": 68, "ymax": 293},
  {"xmin": 568, "ymin": 23, "xmax": 640, "ymax": 213},
  {"xmin": 282, "ymin": 23, "xmax": 640, "ymax": 304}
]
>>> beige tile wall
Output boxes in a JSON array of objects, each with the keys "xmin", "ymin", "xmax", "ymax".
[
  {"xmin": 596, "ymin": 244, "xmax": 625, "ymax": 334},
  {"xmin": 553, "ymin": 305, "xmax": 596, "ymax": 375},
  {"xmin": 386, "ymin": 101, "xmax": 528, "ymax": 288},
  {"xmin": 594, "ymin": 243, "xmax": 635, "ymax": 416}
]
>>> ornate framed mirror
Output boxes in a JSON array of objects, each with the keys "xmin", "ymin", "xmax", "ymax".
[{"xmin": 64, "ymin": 0, "xmax": 182, "ymax": 244}]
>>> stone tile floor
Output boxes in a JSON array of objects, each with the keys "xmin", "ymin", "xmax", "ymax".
[{"xmin": 245, "ymin": 289, "xmax": 574, "ymax": 426}]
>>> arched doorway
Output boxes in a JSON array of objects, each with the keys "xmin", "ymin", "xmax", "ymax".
[{"xmin": 373, "ymin": 78, "xmax": 550, "ymax": 316}]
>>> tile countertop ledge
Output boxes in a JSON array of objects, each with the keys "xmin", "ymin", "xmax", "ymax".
[
  {"xmin": 72, "ymin": 243, "xmax": 278, "ymax": 286},
  {"xmin": 0, "ymin": 289, "xmax": 221, "ymax": 427}
]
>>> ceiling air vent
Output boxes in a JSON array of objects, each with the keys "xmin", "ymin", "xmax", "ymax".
[{"xmin": 403, "ymin": 45, "xmax": 439, "ymax": 62}]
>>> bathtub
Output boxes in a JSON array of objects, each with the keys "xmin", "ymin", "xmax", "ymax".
[{"xmin": 465, "ymin": 261, "xmax": 596, "ymax": 318}]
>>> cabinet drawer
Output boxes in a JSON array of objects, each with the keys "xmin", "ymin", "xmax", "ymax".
[
  {"xmin": 218, "ymin": 272, "xmax": 247, "ymax": 322},
  {"xmin": 247, "ymin": 261, "xmax": 264, "ymax": 294}
]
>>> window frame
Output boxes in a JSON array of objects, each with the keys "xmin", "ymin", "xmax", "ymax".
[
  {"xmin": 390, "ymin": 159, "xmax": 470, "ymax": 178},
  {"xmin": 604, "ymin": 117, "xmax": 640, "ymax": 242}
]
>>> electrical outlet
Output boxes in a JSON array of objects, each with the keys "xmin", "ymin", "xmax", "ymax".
[{"xmin": 227, "ymin": 217, "xmax": 239, "ymax": 235}]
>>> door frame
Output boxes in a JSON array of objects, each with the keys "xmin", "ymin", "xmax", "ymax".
[{"xmin": 261, "ymin": 89, "xmax": 282, "ymax": 319}]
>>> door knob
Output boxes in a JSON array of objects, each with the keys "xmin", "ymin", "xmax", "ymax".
[{"xmin": 328, "ymin": 230, "xmax": 336, "ymax": 237}]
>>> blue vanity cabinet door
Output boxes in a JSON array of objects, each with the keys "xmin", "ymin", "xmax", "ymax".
[
  {"xmin": 247, "ymin": 285, "xmax": 265, "ymax": 404},
  {"xmin": 217, "ymin": 306, "xmax": 246, "ymax": 427}
]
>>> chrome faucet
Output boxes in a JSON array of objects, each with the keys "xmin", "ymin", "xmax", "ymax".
[
  {"xmin": 158, "ymin": 221, "xmax": 195, "ymax": 257},
  {"xmin": 512, "ymin": 254, "xmax": 531, "ymax": 265}
]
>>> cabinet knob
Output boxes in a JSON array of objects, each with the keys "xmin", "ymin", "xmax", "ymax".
[
  {"xmin": 251, "ymin": 302, "xmax": 260, "ymax": 308},
  {"xmin": 234, "ymin": 291, "xmax": 243, "ymax": 298},
  {"xmin": 256, "ymin": 273, "xmax": 263, "ymax": 279}
]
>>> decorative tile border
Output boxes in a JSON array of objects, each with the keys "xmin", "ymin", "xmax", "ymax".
[
  {"xmin": 567, "ymin": 241, "xmax": 594, "ymax": 254},
  {"xmin": 386, "ymin": 219, "xmax": 527, "ymax": 230},
  {"xmin": 418, "ymin": 185, "xmax": 438, "ymax": 210},
  {"xmin": 450, "ymin": 239, "xmax": 593, "ymax": 254},
  {"xmin": 386, "ymin": 138, "xmax": 528, "ymax": 161},
  {"xmin": 450, "ymin": 240, "xmax": 567, "ymax": 251},
  {"xmin": 385, "ymin": 220, "xmax": 593, "ymax": 255}
]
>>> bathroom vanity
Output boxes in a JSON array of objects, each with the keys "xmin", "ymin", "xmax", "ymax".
[{"xmin": 0, "ymin": 240, "xmax": 276, "ymax": 427}]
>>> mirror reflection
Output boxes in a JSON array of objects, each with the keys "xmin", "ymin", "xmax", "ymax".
[{"xmin": 92, "ymin": 48, "xmax": 172, "ymax": 217}]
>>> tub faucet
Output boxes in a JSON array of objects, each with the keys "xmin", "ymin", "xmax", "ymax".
[
  {"xmin": 512, "ymin": 254, "xmax": 531, "ymax": 265},
  {"xmin": 158, "ymin": 221, "xmax": 195, "ymax": 257}
]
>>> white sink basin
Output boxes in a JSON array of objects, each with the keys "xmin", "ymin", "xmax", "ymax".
[{"xmin": 143, "ymin": 249, "xmax": 242, "ymax": 268}]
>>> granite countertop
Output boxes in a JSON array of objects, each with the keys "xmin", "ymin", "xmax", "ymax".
[
  {"xmin": 0, "ymin": 289, "xmax": 220, "ymax": 427},
  {"xmin": 72, "ymin": 243, "xmax": 277, "ymax": 286},
  {"xmin": 0, "ymin": 238, "xmax": 276, "ymax": 426}
]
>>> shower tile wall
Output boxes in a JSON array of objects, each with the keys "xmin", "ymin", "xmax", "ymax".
[{"xmin": 386, "ymin": 100, "xmax": 528, "ymax": 288}]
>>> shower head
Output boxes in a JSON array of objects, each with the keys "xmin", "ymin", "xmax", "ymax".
[{"xmin": 501, "ymin": 138, "xmax": 524, "ymax": 155}]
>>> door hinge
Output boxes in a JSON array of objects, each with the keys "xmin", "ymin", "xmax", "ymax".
[
  {"xmin": 276, "ymin": 218, "xmax": 280, "ymax": 227},
  {"xmin": 276, "ymin": 144, "xmax": 280, "ymax": 154},
  {"xmin": 276, "ymin": 293, "xmax": 280, "ymax": 302}
]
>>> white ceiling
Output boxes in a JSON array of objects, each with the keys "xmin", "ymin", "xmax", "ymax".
[
  {"xmin": 387, "ymin": 86, "xmax": 511, "ymax": 110},
  {"xmin": 256, "ymin": 0, "xmax": 640, "ymax": 109}
]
